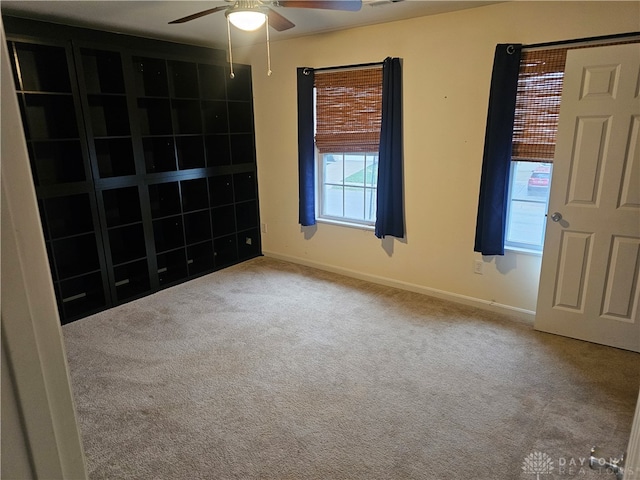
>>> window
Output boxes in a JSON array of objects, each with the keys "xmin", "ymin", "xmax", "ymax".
[
  {"xmin": 298, "ymin": 58, "xmax": 403, "ymax": 237},
  {"xmin": 506, "ymin": 161, "xmax": 552, "ymax": 250},
  {"xmin": 505, "ymin": 48, "xmax": 566, "ymax": 252},
  {"xmin": 319, "ymin": 152, "xmax": 378, "ymax": 224},
  {"xmin": 476, "ymin": 40, "xmax": 637, "ymax": 256},
  {"xmin": 314, "ymin": 66, "xmax": 383, "ymax": 225}
]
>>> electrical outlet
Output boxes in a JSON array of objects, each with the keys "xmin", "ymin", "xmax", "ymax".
[
  {"xmin": 474, "ymin": 260, "xmax": 483, "ymax": 275},
  {"xmin": 261, "ymin": 223, "xmax": 268, "ymax": 233}
]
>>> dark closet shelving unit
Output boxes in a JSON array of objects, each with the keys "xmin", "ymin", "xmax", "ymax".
[
  {"xmin": 4, "ymin": 17, "xmax": 262, "ymax": 324},
  {"xmin": 9, "ymin": 39, "xmax": 110, "ymax": 321}
]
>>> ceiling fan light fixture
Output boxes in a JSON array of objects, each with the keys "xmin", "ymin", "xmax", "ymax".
[{"xmin": 227, "ymin": 9, "xmax": 267, "ymax": 31}]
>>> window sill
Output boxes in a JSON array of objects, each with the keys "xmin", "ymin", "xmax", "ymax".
[
  {"xmin": 316, "ymin": 217, "xmax": 375, "ymax": 232},
  {"xmin": 505, "ymin": 245, "xmax": 543, "ymax": 256}
]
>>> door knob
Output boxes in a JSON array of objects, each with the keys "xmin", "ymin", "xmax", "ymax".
[{"xmin": 550, "ymin": 212, "xmax": 562, "ymax": 222}]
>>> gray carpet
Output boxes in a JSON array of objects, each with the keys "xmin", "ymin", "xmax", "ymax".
[{"xmin": 63, "ymin": 256, "xmax": 640, "ymax": 479}]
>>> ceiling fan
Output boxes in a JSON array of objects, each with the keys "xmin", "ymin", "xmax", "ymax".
[
  {"xmin": 170, "ymin": 0, "xmax": 362, "ymax": 77},
  {"xmin": 169, "ymin": 0, "xmax": 363, "ymax": 32}
]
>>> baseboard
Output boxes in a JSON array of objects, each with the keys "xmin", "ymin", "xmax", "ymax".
[{"xmin": 262, "ymin": 250, "xmax": 536, "ymax": 324}]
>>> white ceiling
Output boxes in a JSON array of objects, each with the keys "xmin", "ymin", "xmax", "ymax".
[{"xmin": 1, "ymin": 0, "xmax": 500, "ymax": 49}]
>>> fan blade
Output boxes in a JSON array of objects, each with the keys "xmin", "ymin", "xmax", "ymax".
[
  {"xmin": 276, "ymin": 0, "xmax": 362, "ymax": 11},
  {"xmin": 266, "ymin": 8, "xmax": 296, "ymax": 31},
  {"xmin": 168, "ymin": 6, "xmax": 228, "ymax": 24}
]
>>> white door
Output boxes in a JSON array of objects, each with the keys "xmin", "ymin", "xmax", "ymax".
[{"xmin": 535, "ymin": 43, "xmax": 640, "ymax": 352}]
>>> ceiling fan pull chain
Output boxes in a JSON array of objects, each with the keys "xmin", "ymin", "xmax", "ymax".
[
  {"xmin": 265, "ymin": 14, "xmax": 272, "ymax": 76},
  {"xmin": 226, "ymin": 16, "xmax": 235, "ymax": 79}
]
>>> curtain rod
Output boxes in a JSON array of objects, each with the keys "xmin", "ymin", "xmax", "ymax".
[
  {"xmin": 303, "ymin": 60, "xmax": 384, "ymax": 75},
  {"xmin": 523, "ymin": 31, "xmax": 640, "ymax": 50}
]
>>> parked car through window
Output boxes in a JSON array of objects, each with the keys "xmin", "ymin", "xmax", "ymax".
[{"xmin": 527, "ymin": 164, "xmax": 551, "ymax": 194}]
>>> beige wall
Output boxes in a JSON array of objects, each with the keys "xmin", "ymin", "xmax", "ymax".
[{"xmin": 238, "ymin": 1, "xmax": 639, "ymax": 315}]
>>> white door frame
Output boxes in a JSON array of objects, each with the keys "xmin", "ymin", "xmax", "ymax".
[
  {"xmin": 0, "ymin": 20, "xmax": 87, "ymax": 479},
  {"xmin": 625, "ymin": 390, "xmax": 640, "ymax": 480}
]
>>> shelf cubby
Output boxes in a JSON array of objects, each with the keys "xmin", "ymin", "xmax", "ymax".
[
  {"xmin": 52, "ymin": 233, "xmax": 101, "ymax": 279},
  {"xmin": 149, "ymin": 181, "xmax": 181, "ymax": 218},
  {"xmin": 234, "ymin": 172, "xmax": 257, "ymax": 202},
  {"xmin": 102, "ymin": 186, "xmax": 142, "ymax": 227},
  {"xmin": 94, "ymin": 138, "xmax": 135, "ymax": 177},
  {"xmin": 230, "ymin": 134, "xmax": 255, "ymax": 164},
  {"xmin": 184, "ymin": 210, "xmax": 212, "ymax": 245},
  {"xmin": 44, "ymin": 193, "xmax": 94, "ymax": 238},
  {"xmin": 137, "ymin": 98, "xmax": 173, "ymax": 136},
  {"xmin": 214, "ymin": 234, "xmax": 238, "ymax": 268},
  {"xmin": 228, "ymin": 102, "xmax": 253, "ymax": 133},
  {"xmin": 59, "ymin": 271, "xmax": 106, "ymax": 322},
  {"xmin": 211, "ymin": 205, "xmax": 236, "ymax": 238},
  {"xmin": 24, "ymin": 94, "xmax": 79, "ymax": 139},
  {"xmin": 133, "ymin": 56, "xmax": 169, "ymax": 97},
  {"xmin": 204, "ymin": 134, "xmax": 231, "ymax": 166},
  {"xmin": 238, "ymin": 228, "xmax": 261, "ymax": 260},
  {"xmin": 187, "ymin": 241, "xmax": 214, "ymax": 275},
  {"xmin": 209, "ymin": 174, "xmax": 234, "ymax": 207},
  {"xmin": 81, "ymin": 49, "xmax": 125, "ymax": 94},
  {"xmin": 157, "ymin": 249, "xmax": 188, "ymax": 286},
  {"xmin": 15, "ymin": 43, "xmax": 71, "ymax": 93},
  {"xmin": 114, "ymin": 259, "xmax": 151, "ymax": 302},
  {"xmin": 30, "ymin": 140, "xmax": 86, "ymax": 185},
  {"xmin": 198, "ymin": 64, "xmax": 226, "ymax": 100},
  {"xmin": 202, "ymin": 100, "xmax": 228, "ymax": 134},
  {"xmin": 181, "ymin": 177, "xmax": 209, "ymax": 212},
  {"xmin": 169, "ymin": 61, "xmax": 199, "ymax": 98},
  {"xmin": 172, "ymin": 99, "xmax": 202, "ymax": 134},
  {"xmin": 143, "ymin": 137, "xmax": 177, "ymax": 173},
  {"xmin": 88, "ymin": 94, "xmax": 130, "ymax": 137},
  {"xmin": 176, "ymin": 136, "xmax": 205, "ymax": 170},
  {"xmin": 235, "ymin": 200, "xmax": 259, "ymax": 232},
  {"xmin": 153, "ymin": 216, "xmax": 185, "ymax": 253},
  {"xmin": 108, "ymin": 223, "xmax": 147, "ymax": 265}
]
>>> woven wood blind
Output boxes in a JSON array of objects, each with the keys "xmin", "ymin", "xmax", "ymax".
[
  {"xmin": 512, "ymin": 39, "xmax": 638, "ymax": 163},
  {"xmin": 315, "ymin": 67, "xmax": 383, "ymax": 153},
  {"xmin": 512, "ymin": 48, "xmax": 567, "ymax": 162}
]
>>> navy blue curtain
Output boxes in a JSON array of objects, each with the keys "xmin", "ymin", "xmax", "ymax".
[
  {"xmin": 297, "ymin": 67, "xmax": 316, "ymax": 226},
  {"xmin": 375, "ymin": 57, "xmax": 404, "ymax": 239},
  {"xmin": 474, "ymin": 44, "xmax": 522, "ymax": 255}
]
